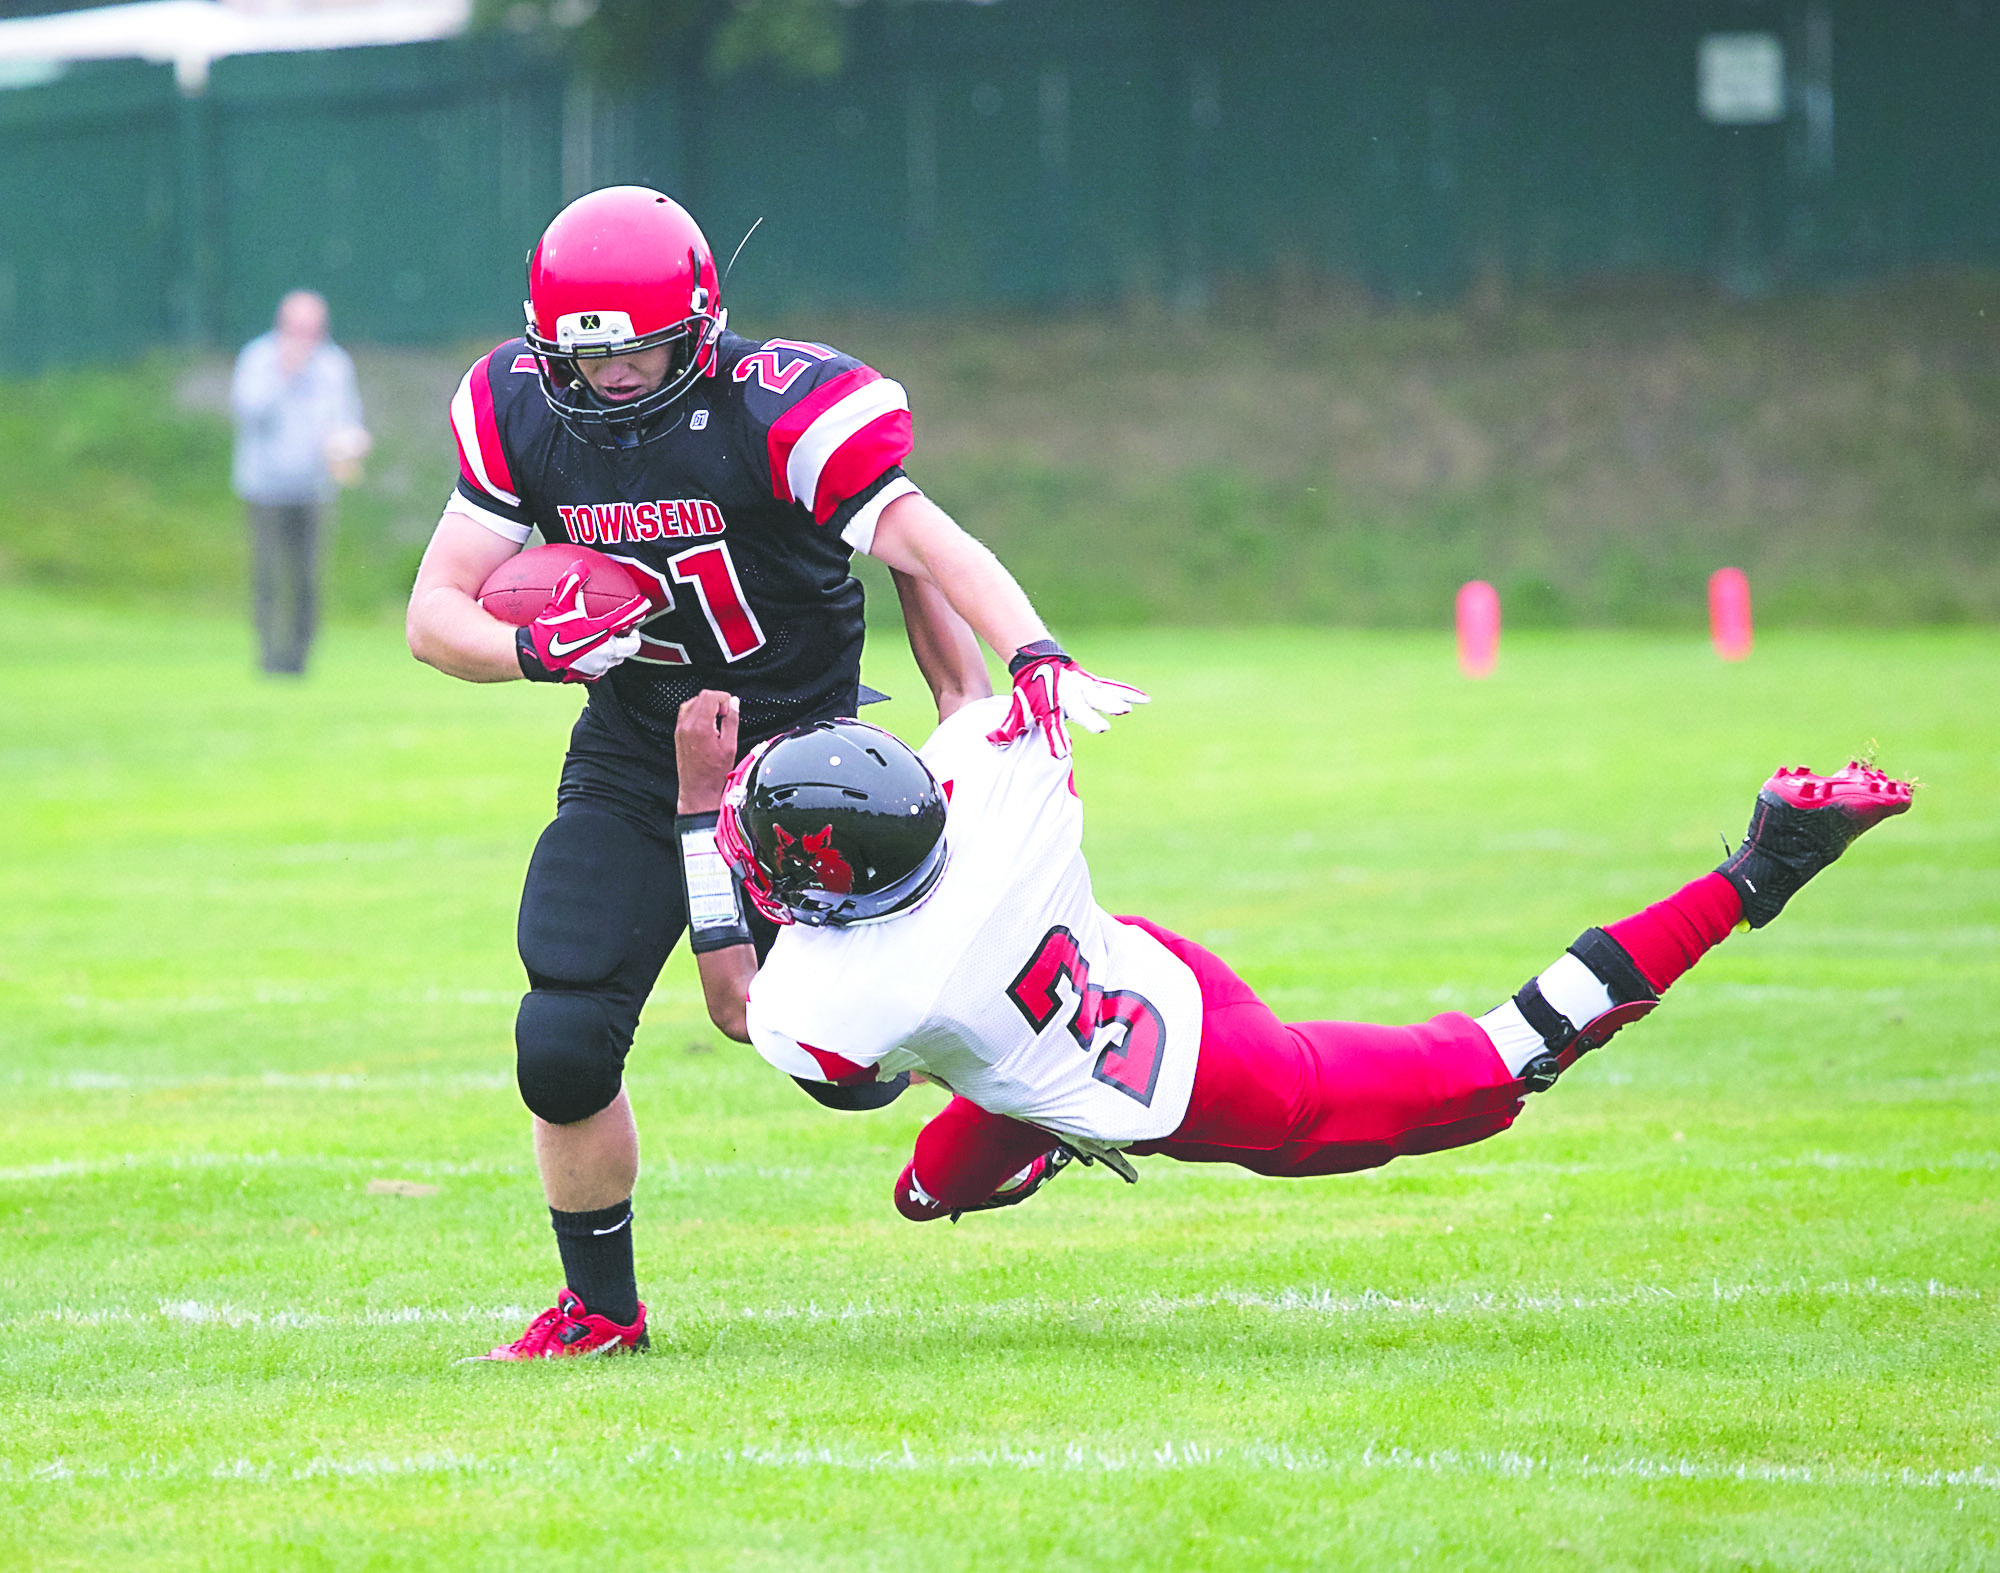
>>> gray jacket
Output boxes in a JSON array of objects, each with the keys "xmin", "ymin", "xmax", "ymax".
[{"xmin": 229, "ymin": 334, "xmax": 364, "ymax": 505}]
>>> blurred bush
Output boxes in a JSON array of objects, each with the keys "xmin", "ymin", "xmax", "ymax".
[
  {"xmin": 0, "ymin": 359, "xmax": 243, "ymax": 605},
  {"xmin": 871, "ymin": 271, "xmax": 2000, "ymax": 630},
  {"xmin": 0, "ymin": 347, "xmax": 457, "ymax": 620},
  {"xmin": 3, "ymin": 274, "xmax": 1995, "ymax": 628}
]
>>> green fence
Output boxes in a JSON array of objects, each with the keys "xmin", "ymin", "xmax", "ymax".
[
  {"xmin": 0, "ymin": 59, "xmax": 179, "ymax": 370},
  {"xmin": 2, "ymin": 0, "xmax": 1997, "ymax": 375}
]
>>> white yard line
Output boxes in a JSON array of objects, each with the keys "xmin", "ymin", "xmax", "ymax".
[
  {"xmin": 1144, "ymin": 1278, "xmax": 1989, "ymax": 1315},
  {"xmin": 0, "ymin": 1152, "xmax": 521, "ymax": 1182},
  {"xmin": 13, "ymin": 1276, "xmax": 1982, "ymax": 1336},
  {"xmin": 38, "ymin": 986, "xmax": 521, "ymax": 1014},
  {"xmin": 9, "ymin": 1145, "xmax": 1994, "ymax": 1185},
  {"xmin": 0, "ymin": 1152, "xmax": 830, "ymax": 1184},
  {"xmin": 726, "ymin": 1278, "xmax": 1988, "ymax": 1324},
  {"xmin": 27, "ymin": 1302, "xmax": 533, "ymax": 1330},
  {"xmin": 25, "ymin": 1070, "xmax": 514, "ymax": 1094},
  {"xmin": 1443, "ymin": 1149, "xmax": 2000, "ymax": 1177},
  {"xmin": 11, "ymin": 1442, "xmax": 1995, "ymax": 1495}
]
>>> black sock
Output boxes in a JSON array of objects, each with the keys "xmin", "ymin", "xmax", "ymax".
[{"xmin": 549, "ymin": 1199, "xmax": 640, "ymax": 1325}]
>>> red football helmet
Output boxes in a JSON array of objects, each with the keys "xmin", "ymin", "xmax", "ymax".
[{"xmin": 524, "ymin": 185, "xmax": 725, "ymax": 443}]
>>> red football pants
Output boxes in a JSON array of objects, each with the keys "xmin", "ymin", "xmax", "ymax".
[{"xmin": 894, "ymin": 918, "xmax": 1526, "ymax": 1219}]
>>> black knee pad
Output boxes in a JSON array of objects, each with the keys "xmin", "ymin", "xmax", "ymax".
[{"xmin": 516, "ymin": 988, "xmax": 625, "ymax": 1124}]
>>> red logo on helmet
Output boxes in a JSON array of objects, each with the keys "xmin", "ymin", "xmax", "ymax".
[{"xmin": 770, "ymin": 824, "xmax": 853, "ymax": 894}]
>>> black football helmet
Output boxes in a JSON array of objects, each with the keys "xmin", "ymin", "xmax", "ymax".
[{"xmin": 717, "ymin": 719, "xmax": 949, "ymax": 928}]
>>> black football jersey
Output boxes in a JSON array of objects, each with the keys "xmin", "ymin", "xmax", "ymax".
[{"xmin": 449, "ymin": 331, "xmax": 919, "ymax": 752}]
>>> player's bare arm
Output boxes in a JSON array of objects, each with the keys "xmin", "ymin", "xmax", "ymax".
[
  {"xmin": 405, "ymin": 511, "xmax": 533, "ymax": 681},
  {"xmin": 866, "ymin": 491, "xmax": 1048, "ymax": 657},
  {"xmin": 869, "ymin": 491, "xmax": 1148, "ymax": 755},
  {"xmin": 891, "ymin": 569, "xmax": 990, "ymax": 721},
  {"xmin": 409, "ymin": 513, "xmax": 647, "ymax": 687},
  {"xmin": 674, "ymin": 690, "xmax": 758, "ymax": 1042}
]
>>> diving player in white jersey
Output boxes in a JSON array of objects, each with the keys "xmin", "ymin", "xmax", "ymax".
[
  {"xmin": 671, "ymin": 688, "xmax": 1912, "ymax": 1223},
  {"xmin": 728, "ymin": 687, "xmax": 1200, "ymax": 1154}
]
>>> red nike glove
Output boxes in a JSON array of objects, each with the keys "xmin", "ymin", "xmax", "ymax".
[
  {"xmin": 986, "ymin": 640, "xmax": 1148, "ymax": 758},
  {"xmin": 516, "ymin": 568, "xmax": 650, "ymax": 684}
]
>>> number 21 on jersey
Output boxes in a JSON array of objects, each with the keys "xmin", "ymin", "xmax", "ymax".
[
  {"xmin": 1005, "ymin": 924, "xmax": 1167, "ymax": 1105},
  {"xmin": 610, "ymin": 542, "xmax": 768, "ymax": 666},
  {"xmin": 732, "ymin": 338, "xmax": 835, "ymax": 396}
]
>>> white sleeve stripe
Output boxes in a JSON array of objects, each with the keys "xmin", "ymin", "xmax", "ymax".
[
  {"xmin": 442, "ymin": 493, "xmax": 533, "ymax": 544},
  {"xmin": 785, "ymin": 377, "xmax": 909, "ymax": 515},
  {"xmin": 842, "ymin": 477, "xmax": 920, "ymax": 554},
  {"xmin": 449, "ymin": 370, "xmax": 521, "ymax": 508}
]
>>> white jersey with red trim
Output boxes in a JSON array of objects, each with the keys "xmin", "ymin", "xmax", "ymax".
[
  {"xmin": 448, "ymin": 330, "xmax": 919, "ymax": 751},
  {"xmin": 743, "ymin": 698, "xmax": 1204, "ymax": 1147}
]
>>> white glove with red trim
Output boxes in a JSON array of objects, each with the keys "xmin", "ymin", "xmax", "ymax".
[
  {"xmin": 516, "ymin": 568, "xmax": 649, "ymax": 684},
  {"xmin": 986, "ymin": 640, "xmax": 1148, "ymax": 758}
]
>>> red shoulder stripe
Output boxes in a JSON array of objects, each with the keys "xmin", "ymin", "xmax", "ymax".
[
  {"xmin": 810, "ymin": 408, "xmax": 913, "ymax": 524},
  {"xmin": 466, "ymin": 352, "xmax": 516, "ymax": 498},
  {"xmin": 765, "ymin": 366, "xmax": 880, "ymax": 505}
]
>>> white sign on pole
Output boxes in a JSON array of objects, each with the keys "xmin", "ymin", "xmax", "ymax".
[{"xmin": 1699, "ymin": 33, "xmax": 1786, "ymax": 125}]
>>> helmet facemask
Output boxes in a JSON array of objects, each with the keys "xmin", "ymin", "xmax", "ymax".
[
  {"xmin": 523, "ymin": 261, "xmax": 725, "ymax": 449},
  {"xmin": 718, "ymin": 737, "xmax": 795, "ymax": 926}
]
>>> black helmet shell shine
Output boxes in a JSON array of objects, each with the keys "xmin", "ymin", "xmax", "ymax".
[{"xmin": 720, "ymin": 719, "xmax": 949, "ymax": 927}]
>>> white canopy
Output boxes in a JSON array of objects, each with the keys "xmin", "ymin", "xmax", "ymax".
[{"xmin": 0, "ymin": 0, "xmax": 470, "ymax": 92}]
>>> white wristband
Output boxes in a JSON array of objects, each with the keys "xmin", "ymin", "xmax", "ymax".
[{"xmin": 677, "ymin": 813, "xmax": 752, "ymax": 952}]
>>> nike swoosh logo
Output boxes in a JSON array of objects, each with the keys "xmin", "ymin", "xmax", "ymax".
[{"xmin": 545, "ymin": 631, "xmax": 601, "ymax": 658}]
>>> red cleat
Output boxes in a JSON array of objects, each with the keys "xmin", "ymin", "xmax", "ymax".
[
  {"xmin": 472, "ymin": 1290, "xmax": 648, "ymax": 1361},
  {"xmin": 1718, "ymin": 761, "xmax": 1913, "ymax": 928}
]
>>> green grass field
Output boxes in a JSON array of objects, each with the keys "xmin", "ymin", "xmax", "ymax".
[{"xmin": 3, "ymin": 592, "xmax": 1995, "ymax": 1570}]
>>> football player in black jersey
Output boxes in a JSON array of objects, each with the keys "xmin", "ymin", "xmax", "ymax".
[{"xmin": 405, "ymin": 186, "xmax": 1145, "ymax": 1359}]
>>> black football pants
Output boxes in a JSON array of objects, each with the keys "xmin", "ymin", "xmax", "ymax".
[{"xmin": 512, "ymin": 700, "xmax": 904, "ymax": 1123}]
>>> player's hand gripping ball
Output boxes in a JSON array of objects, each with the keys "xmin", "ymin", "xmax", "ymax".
[
  {"xmin": 478, "ymin": 545, "xmax": 652, "ymax": 684},
  {"xmin": 987, "ymin": 639, "xmax": 1148, "ymax": 758}
]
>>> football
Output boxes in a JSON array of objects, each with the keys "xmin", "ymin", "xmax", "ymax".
[{"xmin": 476, "ymin": 543, "xmax": 647, "ymax": 626}]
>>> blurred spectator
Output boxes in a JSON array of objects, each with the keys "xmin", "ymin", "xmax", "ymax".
[{"xmin": 230, "ymin": 290, "xmax": 370, "ymax": 675}]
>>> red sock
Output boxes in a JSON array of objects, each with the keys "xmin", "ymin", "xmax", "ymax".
[
  {"xmin": 895, "ymin": 1096, "xmax": 1051, "ymax": 1221},
  {"xmin": 1605, "ymin": 872, "xmax": 1743, "ymax": 992}
]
